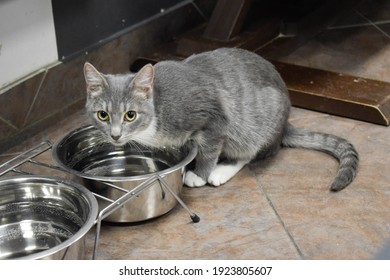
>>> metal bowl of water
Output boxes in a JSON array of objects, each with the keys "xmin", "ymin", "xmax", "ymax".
[
  {"xmin": 0, "ymin": 176, "xmax": 98, "ymax": 260},
  {"xmin": 52, "ymin": 125, "xmax": 197, "ymax": 223}
]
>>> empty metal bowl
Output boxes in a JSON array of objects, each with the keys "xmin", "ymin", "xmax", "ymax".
[
  {"xmin": 52, "ymin": 125, "xmax": 197, "ymax": 223},
  {"xmin": 0, "ymin": 176, "xmax": 98, "ymax": 260}
]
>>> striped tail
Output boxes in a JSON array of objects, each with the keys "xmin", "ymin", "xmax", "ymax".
[{"xmin": 281, "ymin": 123, "xmax": 359, "ymax": 191}]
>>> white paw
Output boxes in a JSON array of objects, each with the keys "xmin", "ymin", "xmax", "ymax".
[
  {"xmin": 207, "ymin": 166, "xmax": 232, "ymax": 187},
  {"xmin": 207, "ymin": 161, "xmax": 248, "ymax": 187},
  {"xmin": 184, "ymin": 171, "xmax": 206, "ymax": 187}
]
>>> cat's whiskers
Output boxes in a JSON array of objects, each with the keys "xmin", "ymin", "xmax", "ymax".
[
  {"xmin": 119, "ymin": 138, "xmax": 150, "ymax": 156},
  {"xmin": 127, "ymin": 141, "xmax": 145, "ymax": 154}
]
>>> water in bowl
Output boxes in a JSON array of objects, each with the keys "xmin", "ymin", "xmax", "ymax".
[
  {"xmin": 73, "ymin": 149, "xmax": 173, "ymax": 177},
  {"xmin": 0, "ymin": 202, "xmax": 83, "ymax": 259}
]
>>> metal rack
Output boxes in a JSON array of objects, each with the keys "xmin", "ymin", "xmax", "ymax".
[{"xmin": 0, "ymin": 141, "xmax": 200, "ymax": 259}]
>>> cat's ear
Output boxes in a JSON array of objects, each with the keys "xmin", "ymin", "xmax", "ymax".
[
  {"xmin": 131, "ymin": 64, "xmax": 154, "ymax": 99},
  {"xmin": 83, "ymin": 62, "xmax": 107, "ymax": 98}
]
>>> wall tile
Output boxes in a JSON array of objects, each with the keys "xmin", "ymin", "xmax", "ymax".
[
  {"xmin": 0, "ymin": 118, "xmax": 17, "ymax": 140},
  {"xmin": 329, "ymin": 10, "xmax": 368, "ymax": 29},
  {"xmin": 26, "ymin": 57, "xmax": 86, "ymax": 126},
  {"xmin": 356, "ymin": 0, "xmax": 390, "ymax": 22},
  {"xmin": 0, "ymin": 71, "xmax": 45, "ymax": 128}
]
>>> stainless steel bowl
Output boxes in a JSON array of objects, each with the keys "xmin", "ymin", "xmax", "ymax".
[
  {"xmin": 0, "ymin": 176, "xmax": 98, "ymax": 260},
  {"xmin": 52, "ymin": 125, "xmax": 197, "ymax": 223}
]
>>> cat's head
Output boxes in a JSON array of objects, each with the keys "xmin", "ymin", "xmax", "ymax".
[{"xmin": 83, "ymin": 62, "xmax": 156, "ymax": 146}]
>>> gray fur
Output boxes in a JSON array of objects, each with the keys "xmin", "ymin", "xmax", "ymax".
[{"xmin": 84, "ymin": 48, "xmax": 358, "ymax": 191}]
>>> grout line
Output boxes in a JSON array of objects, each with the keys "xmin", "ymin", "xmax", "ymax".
[
  {"xmin": 0, "ymin": 150, "xmax": 21, "ymax": 158},
  {"xmin": 22, "ymin": 69, "xmax": 48, "ymax": 128},
  {"xmin": 0, "ymin": 62, "xmax": 59, "ymax": 95},
  {"xmin": 0, "ymin": 115, "xmax": 18, "ymax": 131},
  {"xmin": 327, "ymin": 20, "xmax": 390, "ymax": 30},
  {"xmin": 248, "ymin": 166, "xmax": 306, "ymax": 259},
  {"xmin": 327, "ymin": 22, "xmax": 371, "ymax": 30},
  {"xmin": 189, "ymin": 0, "xmax": 208, "ymax": 21},
  {"xmin": 355, "ymin": 10, "xmax": 390, "ymax": 40}
]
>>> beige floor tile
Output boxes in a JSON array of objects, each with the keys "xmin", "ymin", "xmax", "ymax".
[
  {"xmin": 251, "ymin": 108, "xmax": 390, "ymax": 259},
  {"xmin": 88, "ymin": 167, "xmax": 301, "ymax": 260}
]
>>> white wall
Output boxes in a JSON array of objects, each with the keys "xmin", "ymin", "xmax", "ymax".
[{"xmin": 0, "ymin": 0, "xmax": 58, "ymax": 89}]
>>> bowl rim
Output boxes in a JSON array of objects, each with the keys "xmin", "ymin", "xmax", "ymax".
[
  {"xmin": 52, "ymin": 125, "xmax": 198, "ymax": 182},
  {"xmin": 0, "ymin": 175, "xmax": 98, "ymax": 260}
]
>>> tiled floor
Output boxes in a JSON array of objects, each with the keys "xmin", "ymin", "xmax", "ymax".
[{"xmin": 1, "ymin": 0, "xmax": 390, "ymax": 260}]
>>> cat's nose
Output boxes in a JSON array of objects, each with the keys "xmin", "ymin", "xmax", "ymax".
[{"xmin": 111, "ymin": 135, "xmax": 120, "ymax": 141}]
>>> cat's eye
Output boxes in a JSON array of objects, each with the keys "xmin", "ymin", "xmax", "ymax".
[
  {"xmin": 125, "ymin": 111, "xmax": 137, "ymax": 122},
  {"xmin": 97, "ymin": 111, "xmax": 109, "ymax": 121}
]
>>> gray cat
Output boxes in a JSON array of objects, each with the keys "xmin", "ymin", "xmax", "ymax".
[{"xmin": 83, "ymin": 48, "xmax": 358, "ymax": 191}]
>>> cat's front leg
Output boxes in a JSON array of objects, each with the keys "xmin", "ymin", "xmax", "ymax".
[{"xmin": 184, "ymin": 139, "xmax": 222, "ymax": 188}]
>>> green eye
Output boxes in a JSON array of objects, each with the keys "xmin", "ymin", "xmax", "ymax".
[
  {"xmin": 97, "ymin": 111, "xmax": 109, "ymax": 121},
  {"xmin": 125, "ymin": 111, "xmax": 137, "ymax": 122}
]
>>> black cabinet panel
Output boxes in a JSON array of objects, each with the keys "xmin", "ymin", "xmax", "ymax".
[{"xmin": 52, "ymin": 0, "xmax": 186, "ymax": 60}]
